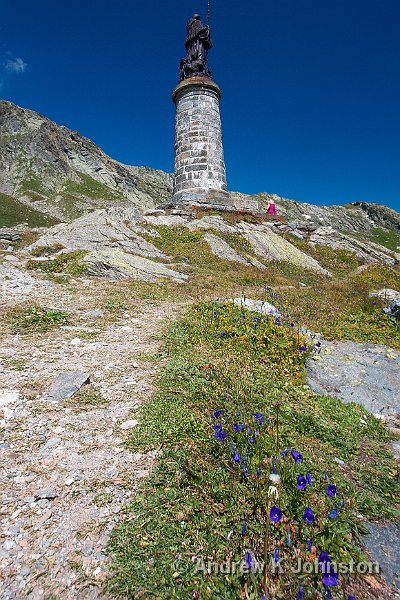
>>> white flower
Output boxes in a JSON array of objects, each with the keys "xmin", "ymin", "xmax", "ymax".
[
  {"xmin": 268, "ymin": 485, "xmax": 279, "ymax": 500},
  {"xmin": 269, "ymin": 473, "xmax": 281, "ymax": 484}
]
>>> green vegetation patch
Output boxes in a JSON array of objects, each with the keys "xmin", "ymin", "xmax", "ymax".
[
  {"xmin": 63, "ymin": 173, "xmax": 123, "ymax": 201},
  {"xmin": 108, "ymin": 302, "xmax": 398, "ymax": 599},
  {"xmin": 0, "ymin": 192, "xmax": 59, "ymax": 228},
  {"xmin": 4, "ymin": 305, "xmax": 69, "ymax": 333},
  {"xmin": 64, "ymin": 385, "xmax": 108, "ymax": 410},
  {"xmin": 27, "ymin": 250, "xmax": 87, "ymax": 277}
]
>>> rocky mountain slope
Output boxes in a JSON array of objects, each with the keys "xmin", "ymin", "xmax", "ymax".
[
  {"xmin": 0, "ymin": 100, "xmax": 172, "ymax": 224},
  {"xmin": 1, "ymin": 100, "xmax": 399, "ymax": 272}
]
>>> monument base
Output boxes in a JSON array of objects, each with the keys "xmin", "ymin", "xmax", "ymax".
[{"xmin": 160, "ymin": 188, "xmax": 263, "ymax": 217}]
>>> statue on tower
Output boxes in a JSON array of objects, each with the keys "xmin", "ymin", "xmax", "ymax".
[{"xmin": 179, "ymin": 14, "xmax": 212, "ymax": 81}]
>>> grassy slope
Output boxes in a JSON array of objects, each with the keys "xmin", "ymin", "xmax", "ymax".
[
  {"xmin": 0, "ymin": 192, "xmax": 59, "ymax": 228},
  {"xmin": 107, "ymin": 225, "xmax": 400, "ymax": 599}
]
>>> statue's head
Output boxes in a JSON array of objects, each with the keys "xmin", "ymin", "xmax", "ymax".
[{"xmin": 193, "ymin": 14, "xmax": 201, "ymax": 20}]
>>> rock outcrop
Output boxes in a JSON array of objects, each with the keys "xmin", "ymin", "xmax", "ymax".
[{"xmin": 0, "ymin": 100, "xmax": 172, "ymax": 223}]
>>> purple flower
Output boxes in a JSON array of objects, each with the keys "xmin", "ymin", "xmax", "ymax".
[
  {"xmin": 270, "ymin": 506, "xmax": 283, "ymax": 522},
  {"xmin": 290, "ymin": 322, "xmax": 295, "ymax": 328},
  {"xmin": 372, "ymin": 301, "xmax": 377, "ymax": 306},
  {"xmin": 318, "ymin": 551, "xmax": 331, "ymax": 567},
  {"xmin": 302, "ymin": 507, "xmax": 315, "ymax": 524},
  {"xmin": 296, "ymin": 586, "xmax": 304, "ymax": 600},
  {"xmin": 348, "ymin": 596, "xmax": 356, "ymax": 600},
  {"xmin": 257, "ymin": 467, "xmax": 261, "ymax": 477},
  {"xmin": 281, "ymin": 448, "xmax": 289, "ymax": 457},
  {"xmin": 274, "ymin": 547, "xmax": 280, "ymax": 562},
  {"xmin": 245, "ymin": 551, "xmax": 253, "ymax": 571},
  {"xmin": 214, "ymin": 429, "xmax": 227, "ymax": 442},
  {"xmin": 242, "ymin": 520, "xmax": 247, "ymax": 535},
  {"xmin": 213, "ymin": 423, "xmax": 222, "ymax": 432},
  {"xmin": 307, "ymin": 538, "xmax": 312, "ymax": 552},
  {"xmin": 306, "ymin": 472, "xmax": 313, "ymax": 485},
  {"xmin": 329, "ymin": 508, "xmax": 339, "ymax": 519},
  {"xmin": 298, "ymin": 345, "xmax": 308, "ymax": 352},
  {"xmin": 233, "ymin": 451, "xmax": 241, "ymax": 463},
  {"xmin": 296, "ymin": 475, "xmax": 307, "ymax": 490},
  {"xmin": 220, "ymin": 331, "xmax": 226, "ymax": 337},
  {"xmin": 326, "ymin": 484, "xmax": 337, "ymax": 497},
  {"xmin": 213, "ymin": 310, "xmax": 219, "ymax": 316},
  {"xmin": 233, "ymin": 423, "xmax": 245, "ymax": 432},
  {"xmin": 213, "ymin": 409, "xmax": 222, "ymax": 419},
  {"xmin": 291, "ymin": 450, "xmax": 303, "ymax": 463},
  {"xmin": 322, "ymin": 571, "xmax": 339, "ymax": 586},
  {"xmin": 275, "ymin": 317, "xmax": 281, "ymax": 325},
  {"xmin": 254, "ymin": 413, "xmax": 264, "ymax": 425}
]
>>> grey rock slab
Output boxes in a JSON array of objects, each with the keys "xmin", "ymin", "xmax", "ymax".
[
  {"xmin": 44, "ymin": 371, "xmax": 90, "ymax": 402},
  {"xmin": 83, "ymin": 249, "xmax": 188, "ymax": 282},
  {"xmin": 363, "ymin": 522, "xmax": 400, "ymax": 589},
  {"xmin": 384, "ymin": 298, "xmax": 400, "ymax": 318},
  {"xmin": 203, "ymin": 232, "xmax": 250, "ymax": 264},
  {"xmin": 26, "ymin": 207, "xmax": 167, "ymax": 259},
  {"xmin": 233, "ymin": 297, "xmax": 281, "ymax": 318},
  {"xmin": 237, "ymin": 222, "xmax": 331, "ymax": 276},
  {"xmin": 309, "ymin": 226, "xmax": 396, "ymax": 265},
  {"xmin": 187, "ymin": 215, "xmax": 238, "ymax": 234},
  {"xmin": 0, "ymin": 263, "xmax": 51, "ymax": 300},
  {"xmin": 370, "ymin": 288, "xmax": 399, "ymax": 303},
  {"xmin": 306, "ymin": 341, "xmax": 400, "ymax": 418},
  {"xmin": 392, "ymin": 440, "xmax": 400, "ymax": 461}
]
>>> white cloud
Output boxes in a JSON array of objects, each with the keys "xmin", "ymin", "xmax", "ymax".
[{"xmin": 5, "ymin": 57, "xmax": 27, "ymax": 74}]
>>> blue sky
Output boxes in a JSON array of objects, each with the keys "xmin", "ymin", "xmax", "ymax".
[{"xmin": 1, "ymin": 0, "xmax": 399, "ymax": 211}]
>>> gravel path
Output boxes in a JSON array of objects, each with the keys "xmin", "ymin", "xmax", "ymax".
[{"xmin": 0, "ymin": 280, "xmax": 178, "ymax": 599}]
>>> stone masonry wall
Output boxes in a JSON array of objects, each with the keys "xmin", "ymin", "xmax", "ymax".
[{"xmin": 172, "ymin": 78, "xmax": 227, "ymax": 204}]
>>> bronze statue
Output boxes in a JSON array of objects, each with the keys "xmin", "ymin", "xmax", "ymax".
[{"xmin": 180, "ymin": 14, "xmax": 212, "ymax": 81}]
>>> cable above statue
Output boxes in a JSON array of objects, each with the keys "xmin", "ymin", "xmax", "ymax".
[{"xmin": 180, "ymin": 14, "xmax": 212, "ymax": 81}]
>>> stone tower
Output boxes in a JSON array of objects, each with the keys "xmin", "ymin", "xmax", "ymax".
[{"xmin": 171, "ymin": 14, "xmax": 227, "ymax": 206}]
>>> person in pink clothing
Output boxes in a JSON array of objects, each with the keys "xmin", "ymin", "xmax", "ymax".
[{"xmin": 265, "ymin": 199, "xmax": 277, "ymax": 215}]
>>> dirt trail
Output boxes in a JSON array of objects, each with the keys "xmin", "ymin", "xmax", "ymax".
[{"xmin": 0, "ymin": 278, "xmax": 179, "ymax": 599}]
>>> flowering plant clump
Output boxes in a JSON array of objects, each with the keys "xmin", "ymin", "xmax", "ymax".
[{"xmin": 211, "ymin": 399, "xmax": 363, "ymax": 597}]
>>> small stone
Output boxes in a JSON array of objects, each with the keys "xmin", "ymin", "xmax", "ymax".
[
  {"xmin": 65, "ymin": 477, "xmax": 75, "ymax": 486},
  {"xmin": 132, "ymin": 362, "xmax": 139, "ymax": 368},
  {"xmin": 20, "ymin": 566, "xmax": 30, "ymax": 577},
  {"xmin": 3, "ymin": 540, "xmax": 16, "ymax": 551},
  {"xmin": 0, "ymin": 390, "xmax": 19, "ymax": 406},
  {"xmin": 70, "ymin": 337, "xmax": 81, "ymax": 346},
  {"xmin": 93, "ymin": 566, "xmax": 102, "ymax": 576},
  {"xmin": 120, "ymin": 419, "xmax": 139, "ymax": 430},
  {"xmin": 36, "ymin": 499, "xmax": 50, "ymax": 509},
  {"xmin": 44, "ymin": 371, "xmax": 90, "ymax": 402},
  {"xmin": 19, "ymin": 539, "xmax": 29, "ymax": 548},
  {"xmin": 121, "ymin": 326, "xmax": 133, "ymax": 332},
  {"xmin": 53, "ymin": 426, "xmax": 64, "ymax": 434},
  {"xmin": 35, "ymin": 488, "xmax": 57, "ymax": 500},
  {"xmin": 333, "ymin": 457, "xmax": 345, "ymax": 465},
  {"xmin": 23, "ymin": 496, "xmax": 35, "ymax": 504}
]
